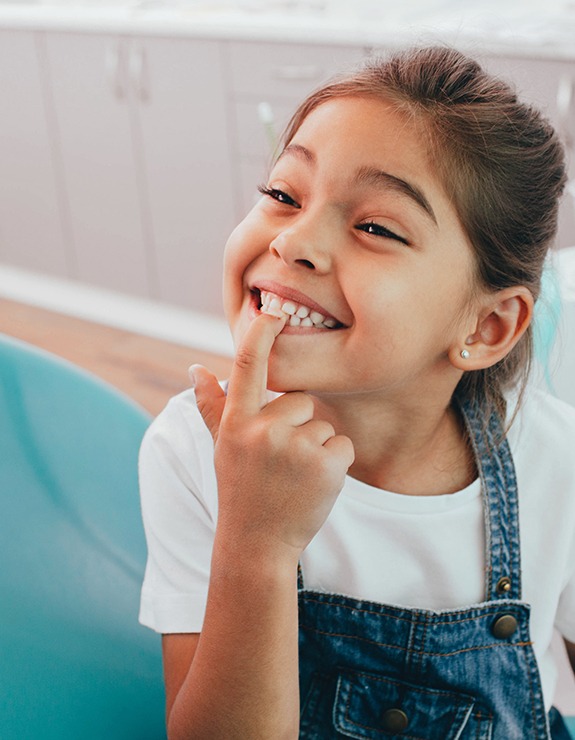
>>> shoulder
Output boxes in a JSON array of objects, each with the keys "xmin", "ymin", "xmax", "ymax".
[
  {"xmin": 143, "ymin": 388, "xmax": 211, "ymax": 448},
  {"xmin": 508, "ymin": 387, "xmax": 575, "ymax": 453},
  {"xmin": 507, "ymin": 388, "xmax": 575, "ymax": 508}
]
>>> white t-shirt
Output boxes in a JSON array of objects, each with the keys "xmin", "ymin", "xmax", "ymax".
[{"xmin": 138, "ymin": 386, "xmax": 575, "ymax": 710}]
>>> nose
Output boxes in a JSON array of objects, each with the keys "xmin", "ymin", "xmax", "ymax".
[{"xmin": 269, "ymin": 215, "xmax": 334, "ymax": 273}]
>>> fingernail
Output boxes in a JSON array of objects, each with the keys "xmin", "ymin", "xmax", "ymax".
[{"xmin": 188, "ymin": 365, "xmax": 198, "ymax": 388}]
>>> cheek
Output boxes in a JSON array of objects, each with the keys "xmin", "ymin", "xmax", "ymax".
[
  {"xmin": 223, "ymin": 211, "xmax": 267, "ymax": 278},
  {"xmin": 222, "ymin": 223, "xmax": 255, "ymax": 308}
]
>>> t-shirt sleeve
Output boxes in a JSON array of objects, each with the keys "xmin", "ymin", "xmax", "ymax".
[
  {"xmin": 138, "ymin": 390, "xmax": 217, "ymax": 634},
  {"xmin": 547, "ymin": 397, "xmax": 575, "ymax": 644},
  {"xmin": 555, "ymin": 524, "xmax": 575, "ymax": 643}
]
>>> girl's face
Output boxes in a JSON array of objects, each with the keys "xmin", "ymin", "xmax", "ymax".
[{"xmin": 223, "ymin": 96, "xmax": 479, "ymax": 401}]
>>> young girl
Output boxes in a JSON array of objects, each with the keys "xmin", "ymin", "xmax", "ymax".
[{"xmin": 139, "ymin": 46, "xmax": 575, "ymax": 738}]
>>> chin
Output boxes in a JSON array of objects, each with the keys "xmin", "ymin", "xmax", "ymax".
[
  {"xmin": 266, "ymin": 374, "xmax": 296, "ymax": 394},
  {"xmin": 266, "ymin": 363, "xmax": 306, "ymax": 394}
]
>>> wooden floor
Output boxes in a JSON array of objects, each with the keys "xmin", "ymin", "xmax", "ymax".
[{"xmin": 0, "ymin": 298, "xmax": 233, "ymax": 416}]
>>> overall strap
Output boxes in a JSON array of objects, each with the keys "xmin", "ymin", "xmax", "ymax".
[{"xmin": 458, "ymin": 396, "xmax": 522, "ymax": 602}]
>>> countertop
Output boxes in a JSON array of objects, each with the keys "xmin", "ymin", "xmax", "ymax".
[{"xmin": 0, "ymin": 1, "xmax": 574, "ymax": 61}]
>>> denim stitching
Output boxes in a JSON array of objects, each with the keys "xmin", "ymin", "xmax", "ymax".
[
  {"xmin": 340, "ymin": 671, "xmax": 475, "ymax": 740},
  {"xmin": 414, "ymin": 610, "xmax": 430, "ymax": 677},
  {"xmin": 459, "ymin": 399, "xmax": 495, "ymax": 598},
  {"xmin": 343, "ymin": 669, "xmax": 477, "ymax": 698},
  {"xmin": 299, "ymin": 596, "xmax": 524, "ymax": 625},
  {"xmin": 299, "ymin": 623, "xmax": 531, "ymax": 656},
  {"xmin": 486, "ymin": 419, "xmax": 505, "ymax": 599},
  {"xmin": 523, "ymin": 641, "xmax": 549, "ymax": 737}
]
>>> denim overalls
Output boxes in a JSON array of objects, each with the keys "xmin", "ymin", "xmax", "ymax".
[{"xmin": 297, "ymin": 396, "xmax": 571, "ymax": 739}]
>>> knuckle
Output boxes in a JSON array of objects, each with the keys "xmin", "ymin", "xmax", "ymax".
[
  {"xmin": 300, "ymin": 392, "xmax": 316, "ymax": 413},
  {"xmin": 250, "ymin": 416, "xmax": 282, "ymax": 449},
  {"xmin": 234, "ymin": 345, "xmax": 258, "ymax": 372}
]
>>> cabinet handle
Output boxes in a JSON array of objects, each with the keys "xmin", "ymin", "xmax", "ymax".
[
  {"xmin": 271, "ymin": 65, "xmax": 322, "ymax": 81},
  {"xmin": 557, "ymin": 74, "xmax": 574, "ymax": 149},
  {"xmin": 105, "ymin": 40, "xmax": 125, "ymax": 100},
  {"xmin": 129, "ymin": 45, "xmax": 149, "ymax": 102}
]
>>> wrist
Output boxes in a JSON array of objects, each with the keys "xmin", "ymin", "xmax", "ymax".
[{"xmin": 211, "ymin": 525, "xmax": 301, "ymax": 583}]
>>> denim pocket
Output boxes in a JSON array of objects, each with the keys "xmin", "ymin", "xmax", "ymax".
[{"xmin": 333, "ymin": 670, "xmax": 487, "ymax": 739}]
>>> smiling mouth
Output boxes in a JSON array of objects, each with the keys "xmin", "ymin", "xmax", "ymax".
[{"xmin": 254, "ymin": 289, "xmax": 344, "ymax": 330}]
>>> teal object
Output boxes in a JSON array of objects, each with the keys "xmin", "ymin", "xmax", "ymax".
[
  {"xmin": 533, "ymin": 257, "xmax": 563, "ymax": 391},
  {"xmin": 567, "ymin": 715, "xmax": 575, "ymax": 738},
  {"xmin": 0, "ymin": 334, "xmax": 165, "ymax": 740}
]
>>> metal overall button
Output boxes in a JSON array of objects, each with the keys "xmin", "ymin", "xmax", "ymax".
[
  {"xmin": 491, "ymin": 614, "xmax": 518, "ymax": 639},
  {"xmin": 381, "ymin": 708, "xmax": 409, "ymax": 733},
  {"xmin": 495, "ymin": 576, "xmax": 512, "ymax": 595}
]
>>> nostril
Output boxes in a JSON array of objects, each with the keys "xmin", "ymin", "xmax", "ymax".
[{"xmin": 296, "ymin": 259, "xmax": 315, "ymax": 270}]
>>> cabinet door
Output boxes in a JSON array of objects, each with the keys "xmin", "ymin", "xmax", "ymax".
[
  {"xmin": 134, "ymin": 37, "xmax": 235, "ymax": 316},
  {"xmin": 226, "ymin": 41, "xmax": 366, "ymax": 221},
  {"xmin": 43, "ymin": 32, "xmax": 151, "ymax": 297},
  {"xmin": 484, "ymin": 55, "xmax": 575, "ymax": 250},
  {"xmin": 0, "ymin": 30, "xmax": 70, "ymax": 276}
]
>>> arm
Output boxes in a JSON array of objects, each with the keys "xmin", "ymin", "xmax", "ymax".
[
  {"xmin": 163, "ymin": 540, "xmax": 299, "ymax": 740},
  {"xmin": 163, "ymin": 313, "xmax": 353, "ymax": 740}
]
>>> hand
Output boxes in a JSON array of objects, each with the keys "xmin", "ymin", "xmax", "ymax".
[{"xmin": 191, "ymin": 313, "xmax": 355, "ymax": 560}]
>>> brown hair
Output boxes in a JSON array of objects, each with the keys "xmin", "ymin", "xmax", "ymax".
[{"xmin": 281, "ymin": 46, "xmax": 567, "ymax": 417}]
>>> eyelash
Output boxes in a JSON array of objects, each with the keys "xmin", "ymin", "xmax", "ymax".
[
  {"xmin": 258, "ymin": 184, "xmax": 409, "ymax": 246},
  {"xmin": 355, "ymin": 222, "xmax": 410, "ymax": 246},
  {"xmin": 257, "ymin": 185, "xmax": 301, "ymax": 208}
]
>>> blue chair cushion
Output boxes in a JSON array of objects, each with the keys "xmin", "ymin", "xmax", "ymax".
[{"xmin": 0, "ymin": 335, "xmax": 165, "ymax": 739}]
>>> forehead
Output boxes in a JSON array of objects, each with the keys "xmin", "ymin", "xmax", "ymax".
[
  {"xmin": 281, "ymin": 96, "xmax": 454, "ymax": 225},
  {"xmin": 287, "ymin": 97, "xmax": 430, "ymax": 174}
]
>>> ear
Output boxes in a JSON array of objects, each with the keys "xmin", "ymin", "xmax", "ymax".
[{"xmin": 449, "ymin": 287, "xmax": 534, "ymax": 371}]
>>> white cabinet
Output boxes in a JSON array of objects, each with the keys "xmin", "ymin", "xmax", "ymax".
[
  {"xmin": 44, "ymin": 32, "xmax": 152, "ymax": 298},
  {"xmin": 43, "ymin": 32, "xmax": 234, "ymax": 314},
  {"xmin": 224, "ymin": 41, "xmax": 366, "ymax": 220},
  {"xmin": 0, "ymin": 30, "xmax": 71, "ymax": 277},
  {"xmin": 131, "ymin": 36, "xmax": 234, "ymax": 315},
  {"xmin": 484, "ymin": 55, "xmax": 575, "ymax": 250}
]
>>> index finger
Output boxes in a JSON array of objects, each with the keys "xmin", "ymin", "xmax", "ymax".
[{"xmin": 225, "ymin": 312, "xmax": 287, "ymax": 415}]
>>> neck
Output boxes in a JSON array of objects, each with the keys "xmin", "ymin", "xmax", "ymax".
[{"xmin": 312, "ymin": 388, "xmax": 476, "ymax": 496}]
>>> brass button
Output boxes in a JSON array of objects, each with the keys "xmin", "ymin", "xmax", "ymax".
[
  {"xmin": 492, "ymin": 614, "xmax": 518, "ymax": 639},
  {"xmin": 496, "ymin": 576, "xmax": 512, "ymax": 595},
  {"xmin": 381, "ymin": 708, "xmax": 409, "ymax": 733}
]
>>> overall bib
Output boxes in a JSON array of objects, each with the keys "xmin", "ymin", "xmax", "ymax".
[{"xmin": 297, "ymin": 397, "xmax": 571, "ymax": 739}]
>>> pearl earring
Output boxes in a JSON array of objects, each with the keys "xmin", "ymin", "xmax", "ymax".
[{"xmin": 460, "ymin": 349, "xmax": 470, "ymax": 359}]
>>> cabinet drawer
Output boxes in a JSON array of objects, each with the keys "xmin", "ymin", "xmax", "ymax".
[{"xmin": 227, "ymin": 40, "xmax": 365, "ymax": 98}]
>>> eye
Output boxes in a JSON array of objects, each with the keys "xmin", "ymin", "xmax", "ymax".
[
  {"xmin": 355, "ymin": 221, "xmax": 410, "ymax": 246},
  {"xmin": 258, "ymin": 184, "xmax": 301, "ymax": 209}
]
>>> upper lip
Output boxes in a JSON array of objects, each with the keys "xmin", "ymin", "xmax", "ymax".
[{"xmin": 250, "ymin": 279, "xmax": 346, "ymax": 325}]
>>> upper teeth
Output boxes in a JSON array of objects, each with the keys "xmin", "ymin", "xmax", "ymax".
[{"xmin": 259, "ymin": 291, "xmax": 338, "ymax": 329}]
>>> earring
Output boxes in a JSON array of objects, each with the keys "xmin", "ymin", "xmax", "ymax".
[{"xmin": 460, "ymin": 349, "xmax": 470, "ymax": 359}]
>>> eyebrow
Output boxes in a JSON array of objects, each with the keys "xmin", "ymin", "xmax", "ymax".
[
  {"xmin": 279, "ymin": 143, "xmax": 437, "ymax": 225},
  {"xmin": 354, "ymin": 166, "xmax": 437, "ymax": 225},
  {"xmin": 279, "ymin": 143, "xmax": 315, "ymax": 164}
]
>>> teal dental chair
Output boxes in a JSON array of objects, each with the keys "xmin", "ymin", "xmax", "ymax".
[{"xmin": 0, "ymin": 334, "xmax": 165, "ymax": 740}]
